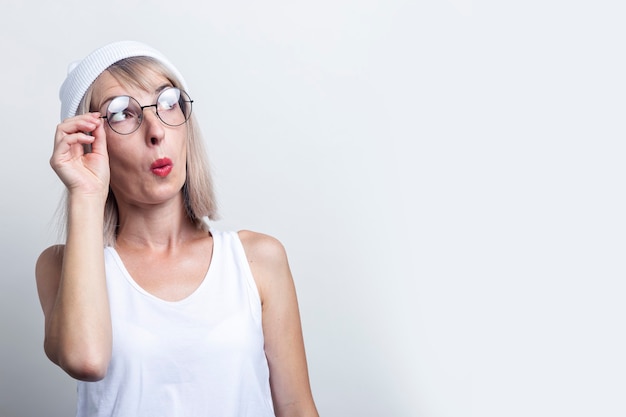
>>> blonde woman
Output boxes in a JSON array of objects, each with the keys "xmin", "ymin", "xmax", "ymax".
[{"xmin": 36, "ymin": 41, "xmax": 318, "ymax": 417}]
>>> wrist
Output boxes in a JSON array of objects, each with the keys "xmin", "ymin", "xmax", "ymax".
[{"xmin": 67, "ymin": 189, "xmax": 108, "ymax": 208}]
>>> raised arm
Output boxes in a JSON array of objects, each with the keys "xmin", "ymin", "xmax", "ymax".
[
  {"xmin": 35, "ymin": 113, "xmax": 112, "ymax": 381},
  {"xmin": 239, "ymin": 230, "xmax": 319, "ymax": 417}
]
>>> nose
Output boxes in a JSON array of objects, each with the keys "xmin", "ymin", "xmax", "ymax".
[{"xmin": 142, "ymin": 107, "xmax": 165, "ymax": 146}]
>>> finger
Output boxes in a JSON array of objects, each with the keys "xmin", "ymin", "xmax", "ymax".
[
  {"xmin": 55, "ymin": 113, "xmax": 102, "ymax": 144},
  {"xmin": 59, "ymin": 112, "xmax": 101, "ymax": 126},
  {"xmin": 53, "ymin": 132, "xmax": 96, "ymax": 155}
]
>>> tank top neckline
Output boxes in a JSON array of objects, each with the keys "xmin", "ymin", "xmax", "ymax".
[{"xmin": 104, "ymin": 231, "xmax": 218, "ymax": 305}]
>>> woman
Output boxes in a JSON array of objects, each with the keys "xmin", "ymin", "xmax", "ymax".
[{"xmin": 35, "ymin": 40, "xmax": 319, "ymax": 417}]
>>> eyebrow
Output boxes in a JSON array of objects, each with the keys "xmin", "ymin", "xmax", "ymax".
[{"xmin": 155, "ymin": 83, "xmax": 172, "ymax": 94}]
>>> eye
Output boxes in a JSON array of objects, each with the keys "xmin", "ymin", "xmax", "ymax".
[
  {"xmin": 107, "ymin": 96, "xmax": 138, "ymax": 123},
  {"xmin": 109, "ymin": 111, "xmax": 128, "ymax": 122},
  {"xmin": 109, "ymin": 109, "xmax": 138, "ymax": 122},
  {"xmin": 157, "ymin": 88, "xmax": 181, "ymax": 111}
]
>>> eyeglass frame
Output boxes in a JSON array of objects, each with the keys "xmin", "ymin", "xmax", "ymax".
[{"xmin": 98, "ymin": 87, "xmax": 194, "ymax": 135}]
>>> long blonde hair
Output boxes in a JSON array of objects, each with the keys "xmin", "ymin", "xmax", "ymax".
[{"xmin": 62, "ymin": 56, "xmax": 218, "ymax": 246}]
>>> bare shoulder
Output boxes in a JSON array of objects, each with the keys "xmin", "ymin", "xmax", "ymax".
[
  {"xmin": 237, "ymin": 230, "xmax": 288, "ymax": 267},
  {"xmin": 36, "ymin": 245, "xmax": 65, "ymax": 280},
  {"xmin": 237, "ymin": 230, "xmax": 292, "ymax": 301}
]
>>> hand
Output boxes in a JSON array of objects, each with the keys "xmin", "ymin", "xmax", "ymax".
[{"xmin": 50, "ymin": 113, "xmax": 110, "ymax": 199}]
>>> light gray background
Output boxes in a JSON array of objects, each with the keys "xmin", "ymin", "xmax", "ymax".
[{"xmin": 1, "ymin": 1, "xmax": 625, "ymax": 416}]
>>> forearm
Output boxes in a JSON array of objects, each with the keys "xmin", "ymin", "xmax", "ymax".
[{"xmin": 45, "ymin": 194, "xmax": 112, "ymax": 381}]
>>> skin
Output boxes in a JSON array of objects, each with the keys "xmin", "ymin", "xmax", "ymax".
[{"xmin": 36, "ymin": 70, "xmax": 318, "ymax": 416}]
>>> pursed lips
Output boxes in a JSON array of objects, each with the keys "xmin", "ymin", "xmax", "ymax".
[{"xmin": 150, "ymin": 158, "xmax": 173, "ymax": 177}]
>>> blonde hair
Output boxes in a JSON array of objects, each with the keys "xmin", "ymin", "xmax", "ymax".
[{"xmin": 61, "ymin": 56, "xmax": 218, "ymax": 246}]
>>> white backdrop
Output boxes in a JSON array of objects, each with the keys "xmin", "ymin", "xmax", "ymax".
[{"xmin": 1, "ymin": 1, "xmax": 625, "ymax": 416}]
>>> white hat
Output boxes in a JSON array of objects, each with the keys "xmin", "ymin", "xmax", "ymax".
[{"xmin": 59, "ymin": 40, "xmax": 188, "ymax": 121}]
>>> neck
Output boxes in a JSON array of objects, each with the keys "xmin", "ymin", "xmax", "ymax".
[{"xmin": 114, "ymin": 195, "xmax": 199, "ymax": 251}]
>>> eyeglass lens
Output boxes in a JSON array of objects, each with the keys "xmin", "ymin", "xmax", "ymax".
[{"xmin": 104, "ymin": 88, "xmax": 192, "ymax": 135}]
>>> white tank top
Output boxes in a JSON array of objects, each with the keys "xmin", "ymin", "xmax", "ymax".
[{"xmin": 76, "ymin": 230, "xmax": 275, "ymax": 417}]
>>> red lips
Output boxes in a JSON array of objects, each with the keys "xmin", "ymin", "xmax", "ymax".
[{"xmin": 150, "ymin": 158, "xmax": 173, "ymax": 177}]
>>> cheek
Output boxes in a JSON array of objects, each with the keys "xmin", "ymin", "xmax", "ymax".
[{"xmin": 107, "ymin": 146, "xmax": 140, "ymax": 184}]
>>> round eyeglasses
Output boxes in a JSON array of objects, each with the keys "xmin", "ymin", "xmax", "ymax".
[{"xmin": 100, "ymin": 87, "xmax": 193, "ymax": 135}]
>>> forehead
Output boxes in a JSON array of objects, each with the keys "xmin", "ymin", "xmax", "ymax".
[{"xmin": 91, "ymin": 70, "xmax": 172, "ymax": 109}]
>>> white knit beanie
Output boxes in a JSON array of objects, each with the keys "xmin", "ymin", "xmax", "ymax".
[{"xmin": 59, "ymin": 40, "xmax": 188, "ymax": 121}]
